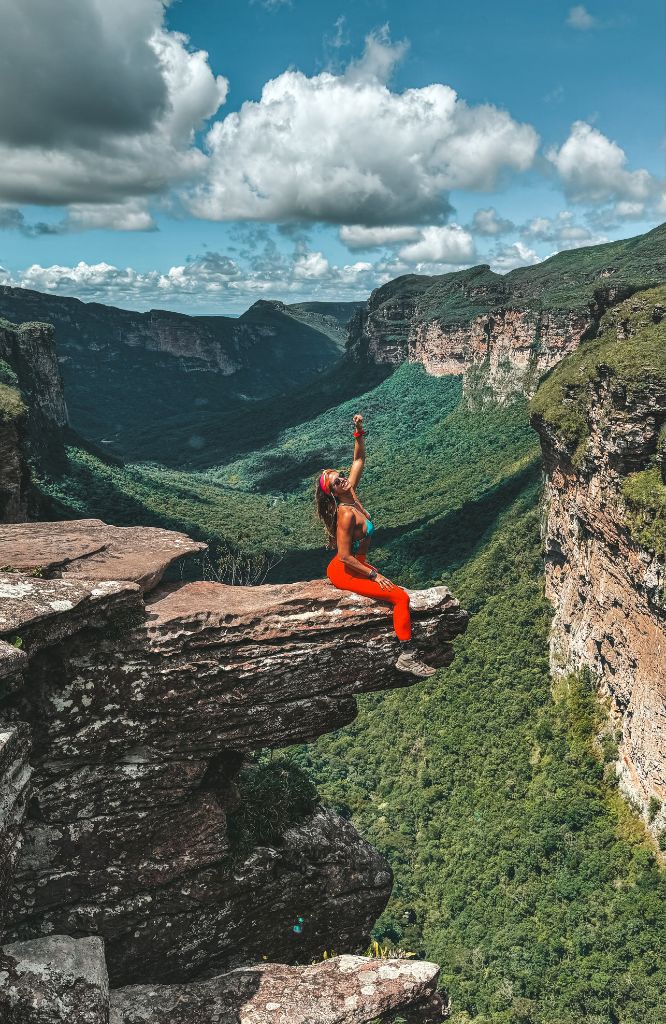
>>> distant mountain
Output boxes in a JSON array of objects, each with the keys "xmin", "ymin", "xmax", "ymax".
[
  {"xmin": 0, "ymin": 289, "xmax": 360, "ymax": 457},
  {"xmin": 347, "ymin": 223, "xmax": 666, "ymax": 401}
]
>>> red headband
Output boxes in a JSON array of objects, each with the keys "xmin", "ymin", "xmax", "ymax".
[{"xmin": 319, "ymin": 472, "xmax": 331, "ymax": 495}]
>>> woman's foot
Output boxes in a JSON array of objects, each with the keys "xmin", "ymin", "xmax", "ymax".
[{"xmin": 395, "ymin": 649, "xmax": 437, "ymax": 678}]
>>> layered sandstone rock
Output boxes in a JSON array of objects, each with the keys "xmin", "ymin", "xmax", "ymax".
[
  {"xmin": 347, "ymin": 226, "xmax": 666, "ymax": 400},
  {"xmin": 0, "ymin": 519, "xmax": 467, "ymax": 991},
  {"xmin": 110, "ymin": 955, "xmax": 443, "ymax": 1024},
  {"xmin": 532, "ymin": 289, "xmax": 666, "ymax": 837}
]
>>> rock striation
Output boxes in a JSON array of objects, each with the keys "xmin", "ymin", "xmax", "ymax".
[
  {"xmin": 0, "ymin": 518, "xmax": 467, "ymax": 1014},
  {"xmin": 531, "ymin": 287, "xmax": 666, "ymax": 837},
  {"xmin": 0, "ymin": 319, "xmax": 68, "ymax": 523},
  {"xmin": 347, "ymin": 225, "xmax": 666, "ymax": 401}
]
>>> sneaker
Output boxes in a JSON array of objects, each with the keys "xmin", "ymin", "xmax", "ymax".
[{"xmin": 394, "ymin": 650, "xmax": 437, "ymax": 678}]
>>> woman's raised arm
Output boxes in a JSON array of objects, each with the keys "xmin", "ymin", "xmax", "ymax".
[{"xmin": 347, "ymin": 413, "xmax": 366, "ymax": 489}]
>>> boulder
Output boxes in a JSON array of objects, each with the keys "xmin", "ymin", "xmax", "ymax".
[
  {"xmin": 0, "ymin": 935, "xmax": 108, "ymax": 1024},
  {"xmin": 109, "ymin": 955, "xmax": 442, "ymax": 1024}
]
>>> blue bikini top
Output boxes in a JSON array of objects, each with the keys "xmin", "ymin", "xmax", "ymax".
[
  {"xmin": 334, "ymin": 498, "xmax": 374, "ymax": 552},
  {"xmin": 351, "ymin": 515, "xmax": 374, "ymax": 553}
]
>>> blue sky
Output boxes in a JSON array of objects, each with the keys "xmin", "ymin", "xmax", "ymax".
[{"xmin": 0, "ymin": 0, "xmax": 663, "ymax": 313}]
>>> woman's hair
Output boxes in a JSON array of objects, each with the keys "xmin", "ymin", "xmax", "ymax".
[{"xmin": 315, "ymin": 469, "xmax": 338, "ymax": 549}]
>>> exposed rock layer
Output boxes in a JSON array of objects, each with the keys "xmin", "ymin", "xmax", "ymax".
[
  {"xmin": 347, "ymin": 225, "xmax": 666, "ymax": 398},
  {"xmin": 532, "ymin": 292, "xmax": 666, "ymax": 836},
  {"xmin": 110, "ymin": 955, "xmax": 442, "ymax": 1024},
  {"xmin": 0, "ymin": 520, "xmax": 467, "ymax": 988}
]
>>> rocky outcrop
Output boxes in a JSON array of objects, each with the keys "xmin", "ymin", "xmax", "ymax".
[
  {"xmin": 110, "ymin": 955, "xmax": 443, "ymax": 1024},
  {"xmin": 347, "ymin": 224, "xmax": 666, "ymax": 400},
  {"xmin": 0, "ymin": 520, "xmax": 467, "ymax": 1000},
  {"xmin": 531, "ymin": 288, "xmax": 666, "ymax": 837},
  {"xmin": 0, "ymin": 936, "xmax": 109, "ymax": 1024},
  {"xmin": 0, "ymin": 320, "xmax": 68, "ymax": 522},
  {"xmin": 0, "ymin": 936, "xmax": 444, "ymax": 1024}
]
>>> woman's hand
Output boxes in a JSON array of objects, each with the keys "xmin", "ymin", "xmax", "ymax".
[
  {"xmin": 373, "ymin": 572, "xmax": 393, "ymax": 591},
  {"xmin": 352, "ymin": 413, "xmax": 364, "ymax": 429}
]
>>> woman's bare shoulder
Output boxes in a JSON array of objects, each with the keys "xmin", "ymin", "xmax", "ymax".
[{"xmin": 337, "ymin": 504, "xmax": 356, "ymax": 527}]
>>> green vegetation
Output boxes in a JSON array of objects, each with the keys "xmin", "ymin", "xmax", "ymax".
[
  {"xmin": 365, "ymin": 224, "xmax": 666, "ymax": 332},
  {"xmin": 0, "ymin": 359, "xmax": 19, "ymax": 388},
  {"xmin": 227, "ymin": 756, "xmax": 319, "ymax": 857},
  {"xmin": 622, "ymin": 467, "xmax": 666, "ymax": 557},
  {"xmin": 294, "ymin": 502, "xmax": 666, "ymax": 1024},
  {"xmin": 0, "ymin": 381, "xmax": 26, "ymax": 424},
  {"xmin": 37, "ymin": 361, "xmax": 540, "ymax": 585},
  {"xmin": 531, "ymin": 285, "xmax": 666, "ymax": 458}
]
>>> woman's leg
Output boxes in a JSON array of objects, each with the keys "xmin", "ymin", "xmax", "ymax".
[{"xmin": 326, "ymin": 556, "xmax": 412, "ymax": 641}]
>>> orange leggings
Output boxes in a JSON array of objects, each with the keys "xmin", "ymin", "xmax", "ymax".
[{"xmin": 326, "ymin": 553, "xmax": 412, "ymax": 641}]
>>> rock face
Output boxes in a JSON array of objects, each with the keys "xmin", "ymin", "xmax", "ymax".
[
  {"xmin": 347, "ymin": 224, "xmax": 666, "ymax": 400},
  {"xmin": 531, "ymin": 288, "xmax": 666, "ymax": 836},
  {"xmin": 0, "ymin": 289, "xmax": 349, "ymax": 454},
  {"xmin": 110, "ymin": 955, "xmax": 443, "ymax": 1024},
  {"xmin": 0, "ymin": 519, "xmax": 467, "ymax": 994},
  {"xmin": 0, "ymin": 935, "xmax": 109, "ymax": 1024},
  {"xmin": 0, "ymin": 319, "xmax": 68, "ymax": 522}
]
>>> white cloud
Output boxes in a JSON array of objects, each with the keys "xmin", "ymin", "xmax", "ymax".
[
  {"xmin": 520, "ymin": 211, "xmax": 607, "ymax": 248},
  {"xmin": 471, "ymin": 207, "xmax": 516, "ymax": 236},
  {"xmin": 187, "ymin": 30, "xmax": 539, "ymax": 226},
  {"xmin": 66, "ymin": 201, "xmax": 156, "ymax": 232},
  {"xmin": 490, "ymin": 241, "xmax": 541, "ymax": 273},
  {"xmin": 2, "ymin": 250, "xmax": 383, "ymax": 312},
  {"xmin": 339, "ymin": 225, "xmax": 423, "ymax": 249},
  {"xmin": 0, "ymin": 0, "xmax": 228, "ymax": 206},
  {"xmin": 398, "ymin": 225, "xmax": 475, "ymax": 264},
  {"xmin": 547, "ymin": 121, "xmax": 659, "ymax": 204},
  {"xmin": 566, "ymin": 5, "xmax": 597, "ymax": 29}
]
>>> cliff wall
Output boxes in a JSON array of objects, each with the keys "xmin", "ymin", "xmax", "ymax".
[
  {"xmin": 347, "ymin": 224, "xmax": 666, "ymax": 401},
  {"xmin": 0, "ymin": 319, "xmax": 69, "ymax": 522},
  {"xmin": 0, "ymin": 519, "xmax": 467, "ymax": 1020},
  {"xmin": 531, "ymin": 287, "xmax": 666, "ymax": 838},
  {"xmin": 0, "ymin": 289, "xmax": 349, "ymax": 452}
]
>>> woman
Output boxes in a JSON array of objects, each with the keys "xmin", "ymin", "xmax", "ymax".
[{"xmin": 315, "ymin": 413, "xmax": 436, "ymax": 678}]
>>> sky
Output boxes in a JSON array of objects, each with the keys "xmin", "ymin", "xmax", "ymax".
[{"xmin": 0, "ymin": 0, "xmax": 663, "ymax": 315}]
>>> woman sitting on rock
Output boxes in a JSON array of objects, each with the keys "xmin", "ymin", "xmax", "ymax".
[{"xmin": 315, "ymin": 413, "xmax": 436, "ymax": 678}]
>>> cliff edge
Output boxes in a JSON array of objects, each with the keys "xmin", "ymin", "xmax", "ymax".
[
  {"xmin": 0, "ymin": 519, "xmax": 467, "ymax": 1021},
  {"xmin": 531, "ymin": 286, "xmax": 666, "ymax": 840}
]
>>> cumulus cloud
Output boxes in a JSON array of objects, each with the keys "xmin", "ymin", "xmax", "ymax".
[
  {"xmin": 339, "ymin": 225, "xmax": 423, "ymax": 249},
  {"xmin": 490, "ymin": 241, "xmax": 541, "ymax": 273},
  {"xmin": 520, "ymin": 211, "xmax": 606, "ymax": 248},
  {"xmin": 398, "ymin": 225, "xmax": 475, "ymax": 264},
  {"xmin": 187, "ymin": 29, "xmax": 539, "ymax": 226},
  {"xmin": 566, "ymin": 5, "xmax": 597, "ymax": 29},
  {"xmin": 471, "ymin": 207, "xmax": 516, "ymax": 236},
  {"xmin": 0, "ymin": 0, "xmax": 228, "ymax": 206},
  {"xmin": 547, "ymin": 121, "xmax": 660, "ymax": 204},
  {"xmin": 1, "ymin": 248, "xmax": 382, "ymax": 312}
]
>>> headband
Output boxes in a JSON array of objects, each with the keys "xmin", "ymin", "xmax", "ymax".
[{"xmin": 319, "ymin": 472, "xmax": 331, "ymax": 495}]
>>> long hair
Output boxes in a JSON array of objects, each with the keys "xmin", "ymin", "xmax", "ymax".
[{"xmin": 315, "ymin": 469, "xmax": 338, "ymax": 549}]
